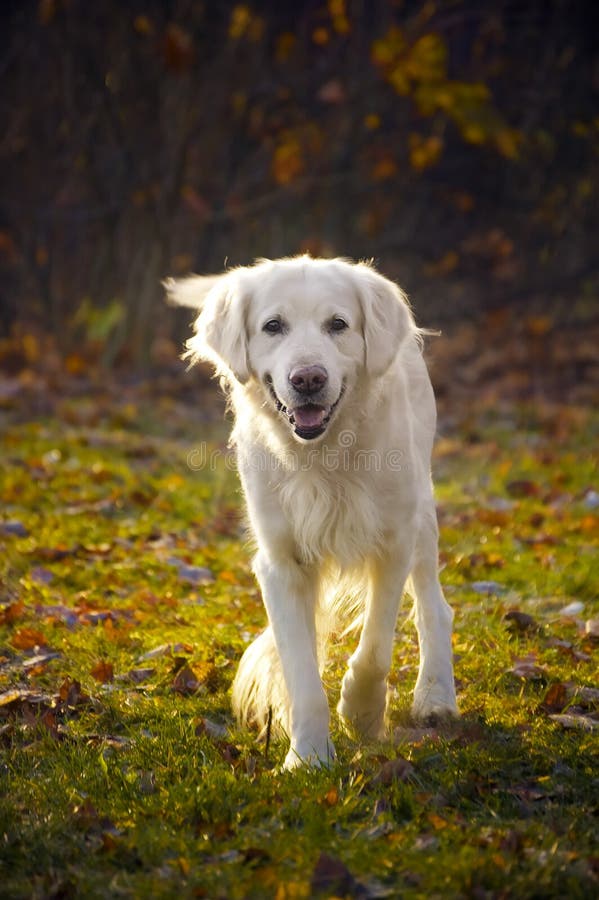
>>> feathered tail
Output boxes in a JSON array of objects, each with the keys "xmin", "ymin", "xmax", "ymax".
[{"xmin": 231, "ymin": 627, "xmax": 290, "ymax": 736}]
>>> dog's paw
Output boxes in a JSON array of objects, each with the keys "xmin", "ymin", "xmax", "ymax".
[
  {"xmin": 337, "ymin": 671, "xmax": 388, "ymax": 739},
  {"xmin": 412, "ymin": 680, "xmax": 458, "ymax": 724},
  {"xmin": 283, "ymin": 739, "xmax": 336, "ymax": 771}
]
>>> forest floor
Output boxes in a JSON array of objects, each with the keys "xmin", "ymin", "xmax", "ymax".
[{"xmin": 0, "ymin": 317, "xmax": 597, "ymax": 898}]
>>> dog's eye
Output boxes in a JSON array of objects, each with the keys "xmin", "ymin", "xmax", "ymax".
[
  {"xmin": 329, "ymin": 317, "xmax": 348, "ymax": 334},
  {"xmin": 263, "ymin": 318, "xmax": 284, "ymax": 335}
]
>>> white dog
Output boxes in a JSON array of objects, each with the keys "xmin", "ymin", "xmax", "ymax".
[{"xmin": 166, "ymin": 256, "xmax": 457, "ymax": 769}]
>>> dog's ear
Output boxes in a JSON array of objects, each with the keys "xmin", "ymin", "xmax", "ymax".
[
  {"xmin": 354, "ymin": 264, "xmax": 417, "ymax": 377},
  {"xmin": 164, "ymin": 272, "xmax": 250, "ymax": 384}
]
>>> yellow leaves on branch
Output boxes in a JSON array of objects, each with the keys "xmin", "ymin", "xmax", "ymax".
[
  {"xmin": 272, "ymin": 136, "xmax": 305, "ymax": 186},
  {"xmin": 372, "ymin": 29, "xmax": 446, "ymax": 95},
  {"xmin": 409, "ymin": 133, "xmax": 443, "ymax": 171},
  {"xmin": 229, "ymin": 6, "xmax": 264, "ymax": 42},
  {"xmin": 371, "ymin": 156, "xmax": 398, "ymax": 182},
  {"xmin": 328, "ymin": 0, "xmax": 351, "ymax": 35},
  {"xmin": 372, "ymin": 27, "xmax": 521, "ymax": 161}
]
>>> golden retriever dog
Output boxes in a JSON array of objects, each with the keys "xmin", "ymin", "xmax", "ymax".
[{"xmin": 166, "ymin": 256, "xmax": 457, "ymax": 769}]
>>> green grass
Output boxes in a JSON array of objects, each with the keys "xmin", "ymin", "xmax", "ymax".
[{"xmin": 0, "ymin": 400, "xmax": 597, "ymax": 899}]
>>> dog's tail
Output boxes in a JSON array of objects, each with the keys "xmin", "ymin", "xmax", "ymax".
[
  {"xmin": 231, "ymin": 573, "xmax": 367, "ymax": 739},
  {"xmin": 231, "ymin": 627, "xmax": 290, "ymax": 738}
]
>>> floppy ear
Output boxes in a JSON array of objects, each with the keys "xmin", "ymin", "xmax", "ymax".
[
  {"xmin": 164, "ymin": 272, "xmax": 250, "ymax": 384},
  {"xmin": 354, "ymin": 263, "xmax": 417, "ymax": 377}
]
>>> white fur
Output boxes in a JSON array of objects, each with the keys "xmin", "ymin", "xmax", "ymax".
[{"xmin": 166, "ymin": 256, "xmax": 458, "ymax": 769}]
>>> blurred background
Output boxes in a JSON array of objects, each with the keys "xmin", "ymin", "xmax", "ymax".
[{"xmin": 0, "ymin": 0, "xmax": 597, "ymax": 398}]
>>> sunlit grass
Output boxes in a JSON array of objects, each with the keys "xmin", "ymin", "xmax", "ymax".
[{"xmin": 0, "ymin": 405, "xmax": 597, "ymax": 898}]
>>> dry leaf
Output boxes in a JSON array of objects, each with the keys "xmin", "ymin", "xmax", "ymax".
[
  {"xmin": 506, "ymin": 480, "xmax": 540, "ymax": 498},
  {"xmin": 90, "ymin": 660, "xmax": 114, "ymax": 683},
  {"xmin": 0, "ymin": 520, "xmax": 28, "ymax": 537},
  {"xmin": 504, "ymin": 610, "xmax": 540, "ymax": 634},
  {"xmin": 11, "ymin": 628, "xmax": 48, "ymax": 650},
  {"xmin": 540, "ymin": 682, "xmax": 568, "ymax": 713},
  {"xmin": 171, "ymin": 663, "xmax": 200, "ymax": 695},
  {"xmin": 549, "ymin": 714, "xmax": 598, "ymax": 732},
  {"xmin": 0, "ymin": 600, "xmax": 25, "ymax": 624},
  {"xmin": 585, "ymin": 619, "xmax": 599, "ymax": 642},
  {"xmin": 371, "ymin": 757, "xmax": 415, "ymax": 787},
  {"xmin": 310, "ymin": 852, "xmax": 361, "ymax": 897},
  {"xmin": 508, "ymin": 655, "xmax": 547, "ymax": 681}
]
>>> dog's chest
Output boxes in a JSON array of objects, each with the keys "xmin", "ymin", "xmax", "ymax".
[{"xmin": 277, "ymin": 465, "xmax": 390, "ymax": 567}]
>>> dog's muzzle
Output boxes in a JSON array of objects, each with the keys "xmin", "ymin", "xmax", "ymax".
[{"xmin": 265, "ymin": 375, "xmax": 345, "ymax": 441}]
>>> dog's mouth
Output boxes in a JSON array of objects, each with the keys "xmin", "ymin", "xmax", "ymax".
[{"xmin": 265, "ymin": 377, "xmax": 345, "ymax": 441}]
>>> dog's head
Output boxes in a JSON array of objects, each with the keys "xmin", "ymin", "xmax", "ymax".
[{"xmin": 166, "ymin": 257, "xmax": 418, "ymax": 442}]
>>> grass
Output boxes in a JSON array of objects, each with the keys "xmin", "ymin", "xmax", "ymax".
[{"xmin": 0, "ymin": 394, "xmax": 597, "ymax": 899}]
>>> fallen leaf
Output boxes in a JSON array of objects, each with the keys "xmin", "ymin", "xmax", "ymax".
[
  {"xmin": 540, "ymin": 682, "xmax": 568, "ymax": 713},
  {"xmin": 393, "ymin": 726, "xmax": 438, "ymax": 745},
  {"xmin": 371, "ymin": 757, "xmax": 415, "ymax": 787},
  {"xmin": 58, "ymin": 678, "xmax": 89, "ymax": 708},
  {"xmin": 508, "ymin": 655, "xmax": 547, "ymax": 681},
  {"xmin": 29, "ymin": 566, "xmax": 55, "ymax": 585},
  {"xmin": 11, "ymin": 627, "xmax": 48, "ymax": 650},
  {"xmin": 35, "ymin": 603, "xmax": 79, "ymax": 627},
  {"xmin": 504, "ymin": 610, "xmax": 540, "ymax": 634},
  {"xmin": 90, "ymin": 660, "xmax": 114, "ymax": 683},
  {"xmin": 139, "ymin": 642, "xmax": 194, "ymax": 661},
  {"xmin": 242, "ymin": 846, "xmax": 271, "ymax": 866},
  {"xmin": 0, "ymin": 689, "xmax": 25, "ymax": 708},
  {"xmin": 506, "ymin": 479, "xmax": 540, "ymax": 498},
  {"xmin": 195, "ymin": 717, "xmax": 229, "ymax": 740},
  {"xmin": 310, "ymin": 852, "xmax": 363, "ymax": 897},
  {"xmin": 171, "ymin": 663, "xmax": 200, "ymax": 695},
  {"xmin": 471, "ymin": 580, "xmax": 506, "ymax": 595},
  {"xmin": 167, "ymin": 558, "xmax": 214, "ymax": 585},
  {"xmin": 428, "ymin": 812, "xmax": 449, "ymax": 830},
  {"xmin": 559, "ymin": 601, "xmax": 584, "ymax": 616},
  {"xmin": 35, "ymin": 545, "xmax": 73, "ymax": 561},
  {"xmin": 22, "ymin": 649, "xmax": 61, "ymax": 671},
  {"xmin": 0, "ymin": 520, "xmax": 28, "ymax": 537},
  {"xmin": 549, "ymin": 714, "xmax": 598, "ymax": 732},
  {"xmin": 125, "ymin": 667, "xmax": 156, "ymax": 684},
  {"xmin": 0, "ymin": 600, "xmax": 25, "ymax": 624},
  {"xmin": 585, "ymin": 619, "xmax": 599, "ymax": 642}
]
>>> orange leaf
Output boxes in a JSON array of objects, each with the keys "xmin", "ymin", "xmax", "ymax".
[
  {"xmin": 90, "ymin": 660, "xmax": 114, "ymax": 683},
  {"xmin": 0, "ymin": 600, "xmax": 24, "ymax": 625},
  {"xmin": 11, "ymin": 628, "xmax": 47, "ymax": 650},
  {"xmin": 541, "ymin": 682, "xmax": 568, "ymax": 713},
  {"xmin": 323, "ymin": 787, "xmax": 339, "ymax": 806},
  {"xmin": 428, "ymin": 813, "xmax": 448, "ymax": 830}
]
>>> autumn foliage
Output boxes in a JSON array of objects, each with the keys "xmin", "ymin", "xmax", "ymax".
[{"xmin": 0, "ymin": 0, "xmax": 597, "ymax": 358}]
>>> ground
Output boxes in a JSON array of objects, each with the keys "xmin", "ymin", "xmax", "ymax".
[{"xmin": 0, "ymin": 342, "xmax": 597, "ymax": 899}]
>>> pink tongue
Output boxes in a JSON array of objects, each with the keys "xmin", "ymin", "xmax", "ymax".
[{"xmin": 293, "ymin": 405, "xmax": 327, "ymax": 429}]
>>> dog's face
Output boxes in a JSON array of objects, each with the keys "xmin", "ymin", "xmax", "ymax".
[
  {"xmin": 246, "ymin": 266, "xmax": 362, "ymax": 440},
  {"xmin": 168, "ymin": 257, "xmax": 416, "ymax": 444}
]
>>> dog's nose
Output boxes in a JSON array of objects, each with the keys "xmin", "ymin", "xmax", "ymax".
[{"xmin": 288, "ymin": 365, "xmax": 328, "ymax": 395}]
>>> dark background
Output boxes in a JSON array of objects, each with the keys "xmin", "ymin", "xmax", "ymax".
[{"xmin": 1, "ymin": 0, "xmax": 598, "ymax": 366}]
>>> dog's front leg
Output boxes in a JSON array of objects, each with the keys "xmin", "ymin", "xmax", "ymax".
[
  {"xmin": 410, "ymin": 513, "xmax": 458, "ymax": 721},
  {"xmin": 337, "ymin": 545, "xmax": 413, "ymax": 739},
  {"xmin": 254, "ymin": 551, "xmax": 334, "ymax": 770}
]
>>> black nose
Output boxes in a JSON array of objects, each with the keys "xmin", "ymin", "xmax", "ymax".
[{"xmin": 288, "ymin": 365, "xmax": 328, "ymax": 395}]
